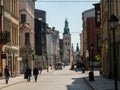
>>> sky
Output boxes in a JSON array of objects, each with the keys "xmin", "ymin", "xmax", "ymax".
[{"xmin": 35, "ymin": 0, "xmax": 100, "ymax": 49}]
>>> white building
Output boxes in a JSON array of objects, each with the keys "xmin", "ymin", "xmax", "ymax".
[{"xmin": 46, "ymin": 27, "xmax": 60, "ymax": 67}]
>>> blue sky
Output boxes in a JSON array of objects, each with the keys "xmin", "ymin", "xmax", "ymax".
[{"xmin": 35, "ymin": 0, "xmax": 100, "ymax": 49}]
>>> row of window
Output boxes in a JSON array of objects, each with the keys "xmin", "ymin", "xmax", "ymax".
[
  {"xmin": 4, "ymin": 0, "xmax": 18, "ymax": 19},
  {"xmin": 64, "ymin": 42, "xmax": 70, "ymax": 46},
  {"xmin": 12, "ymin": 23, "xmax": 19, "ymax": 46},
  {"xmin": 4, "ymin": 18, "xmax": 19, "ymax": 47},
  {"xmin": 64, "ymin": 37, "xmax": 70, "ymax": 40}
]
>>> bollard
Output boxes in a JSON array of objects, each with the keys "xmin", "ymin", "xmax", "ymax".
[{"xmin": 89, "ymin": 71, "xmax": 94, "ymax": 81}]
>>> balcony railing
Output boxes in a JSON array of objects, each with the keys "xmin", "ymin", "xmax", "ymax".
[{"xmin": 0, "ymin": 31, "xmax": 10, "ymax": 44}]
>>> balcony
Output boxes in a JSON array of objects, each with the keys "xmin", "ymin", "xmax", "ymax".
[
  {"xmin": 0, "ymin": 31, "xmax": 10, "ymax": 44},
  {"xmin": 19, "ymin": 23, "xmax": 32, "ymax": 30}
]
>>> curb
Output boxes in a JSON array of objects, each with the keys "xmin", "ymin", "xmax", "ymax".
[{"xmin": 83, "ymin": 77, "xmax": 97, "ymax": 90}]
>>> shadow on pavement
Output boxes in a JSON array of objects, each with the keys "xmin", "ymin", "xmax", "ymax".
[
  {"xmin": 83, "ymin": 75, "xmax": 120, "ymax": 90},
  {"xmin": 66, "ymin": 77, "xmax": 91, "ymax": 90}
]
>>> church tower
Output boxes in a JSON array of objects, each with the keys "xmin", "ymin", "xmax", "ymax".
[
  {"xmin": 76, "ymin": 43, "xmax": 79, "ymax": 52},
  {"xmin": 63, "ymin": 19, "xmax": 72, "ymax": 64}
]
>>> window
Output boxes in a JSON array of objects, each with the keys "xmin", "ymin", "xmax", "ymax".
[
  {"xmin": 68, "ymin": 42, "xmax": 69, "ymax": 45},
  {"xmin": 25, "ymin": 33, "xmax": 30, "ymax": 45},
  {"xmin": 21, "ymin": 14, "xmax": 26, "ymax": 23},
  {"xmin": 68, "ymin": 37, "xmax": 69, "ymax": 40}
]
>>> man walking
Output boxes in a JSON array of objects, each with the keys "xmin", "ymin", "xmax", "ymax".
[
  {"xmin": 4, "ymin": 66, "xmax": 10, "ymax": 84},
  {"xmin": 25, "ymin": 67, "xmax": 31, "ymax": 82},
  {"xmin": 33, "ymin": 66, "xmax": 39, "ymax": 82}
]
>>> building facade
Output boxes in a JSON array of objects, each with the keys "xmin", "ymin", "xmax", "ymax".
[
  {"xmin": 35, "ymin": 9, "xmax": 46, "ymax": 23},
  {"xmin": 93, "ymin": 3, "xmax": 101, "ymax": 68},
  {"xmin": 100, "ymin": 0, "xmax": 120, "ymax": 80},
  {"xmin": 0, "ymin": 0, "xmax": 3, "ymax": 74},
  {"xmin": 19, "ymin": 0, "xmax": 36, "ymax": 73},
  {"xmin": 63, "ymin": 19, "xmax": 72, "ymax": 64},
  {"xmin": 35, "ymin": 9, "xmax": 47, "ymax": 69},
  {"xmin": 52, "ymin": 28, "xmax": 60, "ymax": 65},
  {"xmin": 80, "ymin": 32, "xmax": 84, "ymax": 59},
  {"xmin": 46, "ymin": 27, "xmax": 55, "ymax": 68},
  {"xmin": 59, "ymin": 39, "xmax": 63, "ymax": 63},
  {"xmin": 2, "ymin": 0, "xmax": 19, "ymax": 76},
  {"xmin": 82, "ymin": 8, "xmax": 96, "ymax": 69}
]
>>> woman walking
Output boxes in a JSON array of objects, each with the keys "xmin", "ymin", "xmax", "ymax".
[
  {"xmin": 33, "ymin": 66, "xmax": 39, "ymax": 82},
  {"xmin": 4, "ymin": 66, "xmax": 10, "ymax": 84}
]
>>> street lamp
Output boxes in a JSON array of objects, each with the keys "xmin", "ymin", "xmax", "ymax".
[
  {"xmin": 91, "ymin": 44, "xmax": 94, "ymax": 71},
  {"xmin": 89, "ymin": 44, "xmax": 94, "ymax": 81},
  {"xmin": 109, "ymin": 14, "xmax": 119, "ymax": 90}
]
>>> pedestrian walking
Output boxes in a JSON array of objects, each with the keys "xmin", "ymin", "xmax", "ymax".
[
  {"xmin": 33, "ymin": 66, "xmax": 39, "ymax": 82},
  {"xmin": 4, "ymin": 66, "xmax": 10, "ymax": 84},
  {"xmin": 81, "ymin": 63, "xmax": 85, "ymax": 73},
  {"xmin": 25, "ymin": 67, "xmax": 31, "ymax": 82},
  {"xmin": 39, "ymin": 66, "xmax": 42, "ymax": 75},
  {"xmin": 63, "ymin": 63, "xmax": 65, "ymax": 68}
]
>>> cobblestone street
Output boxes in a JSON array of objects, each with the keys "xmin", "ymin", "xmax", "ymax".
[{"xmin": 0, "ymin": 66, "xmax": 91, "ymax": 90}]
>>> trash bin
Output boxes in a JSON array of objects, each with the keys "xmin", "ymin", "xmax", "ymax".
[{"xmin": 89, "ymin": 71, "xmax": 94, "ymax": 81}]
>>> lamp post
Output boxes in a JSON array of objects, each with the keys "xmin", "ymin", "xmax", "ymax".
[
  {"xmin": 91, "ymin": 44, "xmax": 94, "ymax": 71},
  {"xmin": 109, "ymin": 14, "xmax": 118, "ymax": 90},
  {"xmin": 89, "ymin": 44, "xmax": 94, "ymax": 81}
]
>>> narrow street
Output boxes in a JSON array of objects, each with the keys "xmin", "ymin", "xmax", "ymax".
[{"xmin": 1, "ymin": 66, "xmax": 92, "ymax": 90}]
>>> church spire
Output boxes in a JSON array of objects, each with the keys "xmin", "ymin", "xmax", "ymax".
[
  {"xmin": 76, "ymin": 43, "xmax": 79, "ymax": 52},
  {"xmin": 64, "ymin": 18, "xmax": 70, "ymax": 34}
]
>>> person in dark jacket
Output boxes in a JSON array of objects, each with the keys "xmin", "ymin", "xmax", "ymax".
[
  {"xmin": 4, "ymin": 66, "xmax": 10, "ymax": 84},
  {"xmin": 33, "ymin": 66, "xmax": 39, "ymax": 82},
  {"xmin": 25, "ymin": 67, "xmax": 31, "ymax": 82}
]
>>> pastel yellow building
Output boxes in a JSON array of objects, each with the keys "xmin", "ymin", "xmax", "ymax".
[{"xmin": 2, "ymin": 0, "xmax": 19, "ymax": 77}]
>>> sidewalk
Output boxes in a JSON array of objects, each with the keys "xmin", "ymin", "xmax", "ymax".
[
  {"xmin": 83, "ymin": 71, "xmax": 120, "ymax": 90},
  {"xmin": 0, "ymin": 68, "xmax": 54, "ymax": 89}
]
